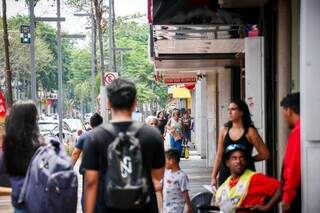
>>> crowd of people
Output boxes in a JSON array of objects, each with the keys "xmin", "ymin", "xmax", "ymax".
[
  {"xmin": 145, "ymin": 107, "xmax": 193, "ymax": 156},
  {"xmin": 0, "ymin": 77, "xmax": 301, "ymax": 213}
]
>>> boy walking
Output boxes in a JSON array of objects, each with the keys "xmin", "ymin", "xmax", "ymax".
[{"xmin": 162, "ymin": 149, "xmax": 192, "ymax": 213}]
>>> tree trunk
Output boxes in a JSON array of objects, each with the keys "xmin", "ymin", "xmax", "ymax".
[
  {"xmin": 2, "ymin": 0, "xmax": 13, "ymax": 107},
  {"xmin": 92, "ymin": 0, "xmax": 105, "ymax": 85},
  {"xmin": 92, "ymin": 14, "xmax": 97, "ymax": 75}
]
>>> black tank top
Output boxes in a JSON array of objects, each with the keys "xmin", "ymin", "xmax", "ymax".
[
  {"xmin": 218, "ymin": 127, "xmax": 255, "ymax": 186},
  {"xmin": 224, "ymin": 128, "xmax": 253, "ymax": 155}
]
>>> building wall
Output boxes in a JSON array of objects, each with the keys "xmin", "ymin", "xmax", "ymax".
[
  {"xmin": 290, "ymin": 0, "xmax": 300, "ymax": 92},
  {"xmin": 300, "ymin": 0, "xmax": 320, "ymax": 211},
  {"xmin": 245, "ymin": 37, "xmax": 266, "ymax": 173},
  {"xmin": 276, "ymin": 0, "xmax": 291, "ymax": 178},
  {"xmin": 195, "ymin": 77, "xmax": 207, "ymax": 158},
  {"xmin": 205, "ymin": 68, "xmax": 231, "ymax": 167},
  {"xmin": 206, "ymin": 72, "xmax": 217, "ymax": 168}
]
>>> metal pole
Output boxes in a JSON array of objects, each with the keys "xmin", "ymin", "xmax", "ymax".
[
  {"xmin": 56, "ymin": 0, "xmax": 63, "ymax": 143},
  {"xmin": 91, "ymin": 14, "xmax": 96, "ymax": 112},
  {"xmin": 109, "ymin": 0, "xmax": 116, "ymax": 73},
  {"xmin": 101, "ymin": 0, "xmax": 115, "ymax": 123},
  {"xmin": 29, "ymin": 0, "xmax": 36, "ymax": 101},
  {"xmin": 119, "ymin": 50, "xmax": 123, "ymax": 77}
]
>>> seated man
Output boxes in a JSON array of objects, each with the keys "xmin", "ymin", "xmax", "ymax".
[{"xmin": 215, "ymin": 144, "xmax": 281, "ymax": 213}]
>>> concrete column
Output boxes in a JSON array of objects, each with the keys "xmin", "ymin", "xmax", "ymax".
[
  {"xmin": 206, "ymin": 72, "xmax": 217, "ymax": 167},
  {"xmin": 195, "ymin": 77, "xmax": 207, "ymax": 158},
  {"xmin": 300, "ymin": 0, "xmax": 320, "ymax": 211},
  {"xmin": 191, "ymin": 90, "xmax": 196, "ymax": 144},
  {"xmin": 218, "ymin": 68, "xmax": 231, "ymax": 135},
  {"xmin": 291, "ymin": 0, "xmax": 300, "ymax": 92},
  {"xmin": 277, "ymin": 0, "xmax": 290, "ymax": 178},
  {"xmin": 245, "ymin": 37, "xmax": 266, "ymax": 173}
]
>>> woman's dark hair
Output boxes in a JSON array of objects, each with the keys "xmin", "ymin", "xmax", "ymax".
[
  {"xmin": 156, "ymin": 110, "xmax": 164, "ymax": 118},
  {"xmin": 4, "ymin": 100, "xmax": 40, "ymax": 176},
  {"xmin": 224, "ymin": 99, "xmax": 254, "ymax": 130}
]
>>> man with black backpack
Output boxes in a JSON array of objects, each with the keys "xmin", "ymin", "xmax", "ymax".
[{"xmin": 82, "ymin": 78, "xmax": 165, "ymax": 213}]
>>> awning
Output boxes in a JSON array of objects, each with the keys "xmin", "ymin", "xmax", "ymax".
[{"xmin": 172, "ymin": 87, "xmax": 191, "ymax": 99}]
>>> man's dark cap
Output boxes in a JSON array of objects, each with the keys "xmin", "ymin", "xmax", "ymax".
[{"xmin": 224, "ymin": 144, "xmax": 249, "ymax": 161}]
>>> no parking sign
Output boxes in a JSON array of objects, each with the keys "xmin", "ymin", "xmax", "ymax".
[{"xmin": 104, "ymin": 72, "xmax": 118, "ymax": 86}]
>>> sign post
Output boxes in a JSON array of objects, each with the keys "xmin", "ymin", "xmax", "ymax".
[{"xmin": 100, "ymin": 72, "xmax": 118, "ymax": 124}]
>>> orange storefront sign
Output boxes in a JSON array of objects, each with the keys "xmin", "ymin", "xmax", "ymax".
[{"xmin": 164, "ymin": 77, "xmax": 197, "ymax": 84}]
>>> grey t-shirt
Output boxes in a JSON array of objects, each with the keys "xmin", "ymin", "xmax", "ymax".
[{"xmin": 162, "ymin": 169, "xmax": 189, "ymax": 213}]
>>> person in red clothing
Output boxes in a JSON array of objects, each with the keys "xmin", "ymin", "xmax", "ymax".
[
  {"xmin": 215, "ymin": 144, "xmax": 281, "ymax": 213},
  {"xmin": 280, "ymin": 93, "xmax": 301, "ymax": 213}
]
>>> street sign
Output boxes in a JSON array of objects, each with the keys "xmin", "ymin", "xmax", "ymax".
[
  {"xmin": 20, "ymin": 25, "xmax": 31, "ymax": 44},
  {"xmin": 104, "ymin": 72, "xmax": 118, "ymax": 85}
]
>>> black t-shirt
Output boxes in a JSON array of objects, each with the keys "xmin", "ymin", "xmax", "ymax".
[
  {"xmin": 82, "ymin": 122, "xmax": 165, "ymax": 213},
  {"xmin": 157, "ymin": 118, "xmax": 167, "ymax": 135}
]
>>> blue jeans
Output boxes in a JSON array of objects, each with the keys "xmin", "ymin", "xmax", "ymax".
[
  {"xmin": 14, "ymin": 208, "xmax": 27, "ymax": 213},
  {"xmin": 169, "ymin": 135, "xmax": 182, "ymax": 154}
]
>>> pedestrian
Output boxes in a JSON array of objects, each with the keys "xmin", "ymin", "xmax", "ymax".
[
  {"xmin": 82, "ymin": 78, "xmax": 165, "ymax": 213},
  {"xmin": 161, "ymin": 149, "xmax": 192, "ymax": 213},
  {"xmin": 166, "ymin": 109, "xmax": 184, "ymax": 155},
  {"xmin": 211, "ymin": 100, "xmax": 269, "ymax": 188},
  {"xmin": 71, "ymin": 112, "xmax": 103, "ymax": 211},
  {"xmin": 145, "ymin": 115, "xmax": 159, "ymax": 128},
  {"xmin": 215, "ymin": 144, "xmax": 281, "ymax": 213},
  {"xmin": 182, "ymin": 110, "xmax": 192, "ymax": 144},
  {"xmin": 0, "ymin": 129, "xmax": 11, "ymax": 196},
  {"xmin": 157, "ymin": 110, "xmax": 168, "ymax": 136},
  {"xmin": 71, "ymin": 113, "xmax": 103, "ymax": 166},
  {"xmin": 3, "ymin": 101, "xmax": 43, "ymax": 213},
  {"xmin": 280, "ymin": 93, "xmax": 301, "ymax": 213}
]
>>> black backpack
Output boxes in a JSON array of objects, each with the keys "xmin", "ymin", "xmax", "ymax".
[{"xmin": 103, "ymin": 122, "xmax": 150, "ymax": 209}]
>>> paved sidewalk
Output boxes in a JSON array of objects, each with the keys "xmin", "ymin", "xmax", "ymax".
[
  {"xmin": 0, "ymin": 151, "xmax": 212, "ymax": 213},
  {"xmin": 180, "ymin": 151, "xmax": 212, "ymax": 198}
]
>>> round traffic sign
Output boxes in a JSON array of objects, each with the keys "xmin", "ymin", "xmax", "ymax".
[{"xmin": 104, "ymin": 72, "xmax": 118, "ymax": 85}]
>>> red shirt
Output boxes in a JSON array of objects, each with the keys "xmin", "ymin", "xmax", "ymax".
[
  {"xmin": 241, "ymin": 173, "xmax": 280, "ymax": 207},
  {"xmin": 282, "ymin": 120, "xmax": 301, "ymax": 204}
]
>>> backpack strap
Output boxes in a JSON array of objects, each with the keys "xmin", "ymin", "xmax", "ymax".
[
  {"xmin": 126, "ymin": 122, "xmax": 144, "ymax": 136},
  {"xmin": 103, "ymin": 123, "xmax": 118, "ymax": 137},
  {"xmin": 18, "ymin": 145, "xmax": 44, "ymax": 204},
  {"xmin": 103, "ymin": 122, "xmax": 143, "ymax": 136}
]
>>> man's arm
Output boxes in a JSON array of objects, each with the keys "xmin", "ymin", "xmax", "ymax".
[
  {"xmin": 84, "ymin": 170, "xmax": 99, "ymax": 213},
  {"xmin": 151, "ymin": 167, "xmax": 165, "ymax": 182},
  {"xmin": 0, "ymin": 187, "xmax": 11, "ymax": 196},
  {"xmin": 183, "ymin": 191, "xmax": 193, "ymax": 213},
  {"xmin": 250, "ymin": 187, "xmax": 281, "ymax": 212},
  {"xmin": 71, "ymin": 148, "xmax": 82, "ymax": 166},
  {"xmin": 281, "ymin": 129, "xmax": 301, "ymax": 211}
]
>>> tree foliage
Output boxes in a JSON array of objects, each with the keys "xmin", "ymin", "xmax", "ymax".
[{"xmin": 106, "ymin": 15, "xmax": 168, "ymax": 106}]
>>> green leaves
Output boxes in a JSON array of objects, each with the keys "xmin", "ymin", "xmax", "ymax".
[{"xmin": 106, "ymin": 16, "xmax": 168, "ymax": 105}]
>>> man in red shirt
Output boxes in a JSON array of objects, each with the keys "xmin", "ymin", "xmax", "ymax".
[
  {"xmin": 216, "ymin": 144, "xmax": 281, "ymax": 212},
  {"xmin": 280, "ymin": 93, "xmax": 301, "ymax": 213}
]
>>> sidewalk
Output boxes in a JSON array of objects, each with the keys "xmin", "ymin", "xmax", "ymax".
[
  {"xmin": 180, "ymin": 151, "xmax": 212, "ymax": 198},
  {"xmin": 0, "ymin": 151, "xmax": 212, "ymax": 213}
]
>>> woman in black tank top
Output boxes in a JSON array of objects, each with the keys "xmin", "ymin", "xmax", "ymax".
[{"xmin": 211, "ymin": 100, "xmax": 270, "ymax": 187}]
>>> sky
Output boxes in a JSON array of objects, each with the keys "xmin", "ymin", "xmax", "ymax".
[{"xmin": 2, "ymin": 0, "xmax": 147, "ymax": 35}]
